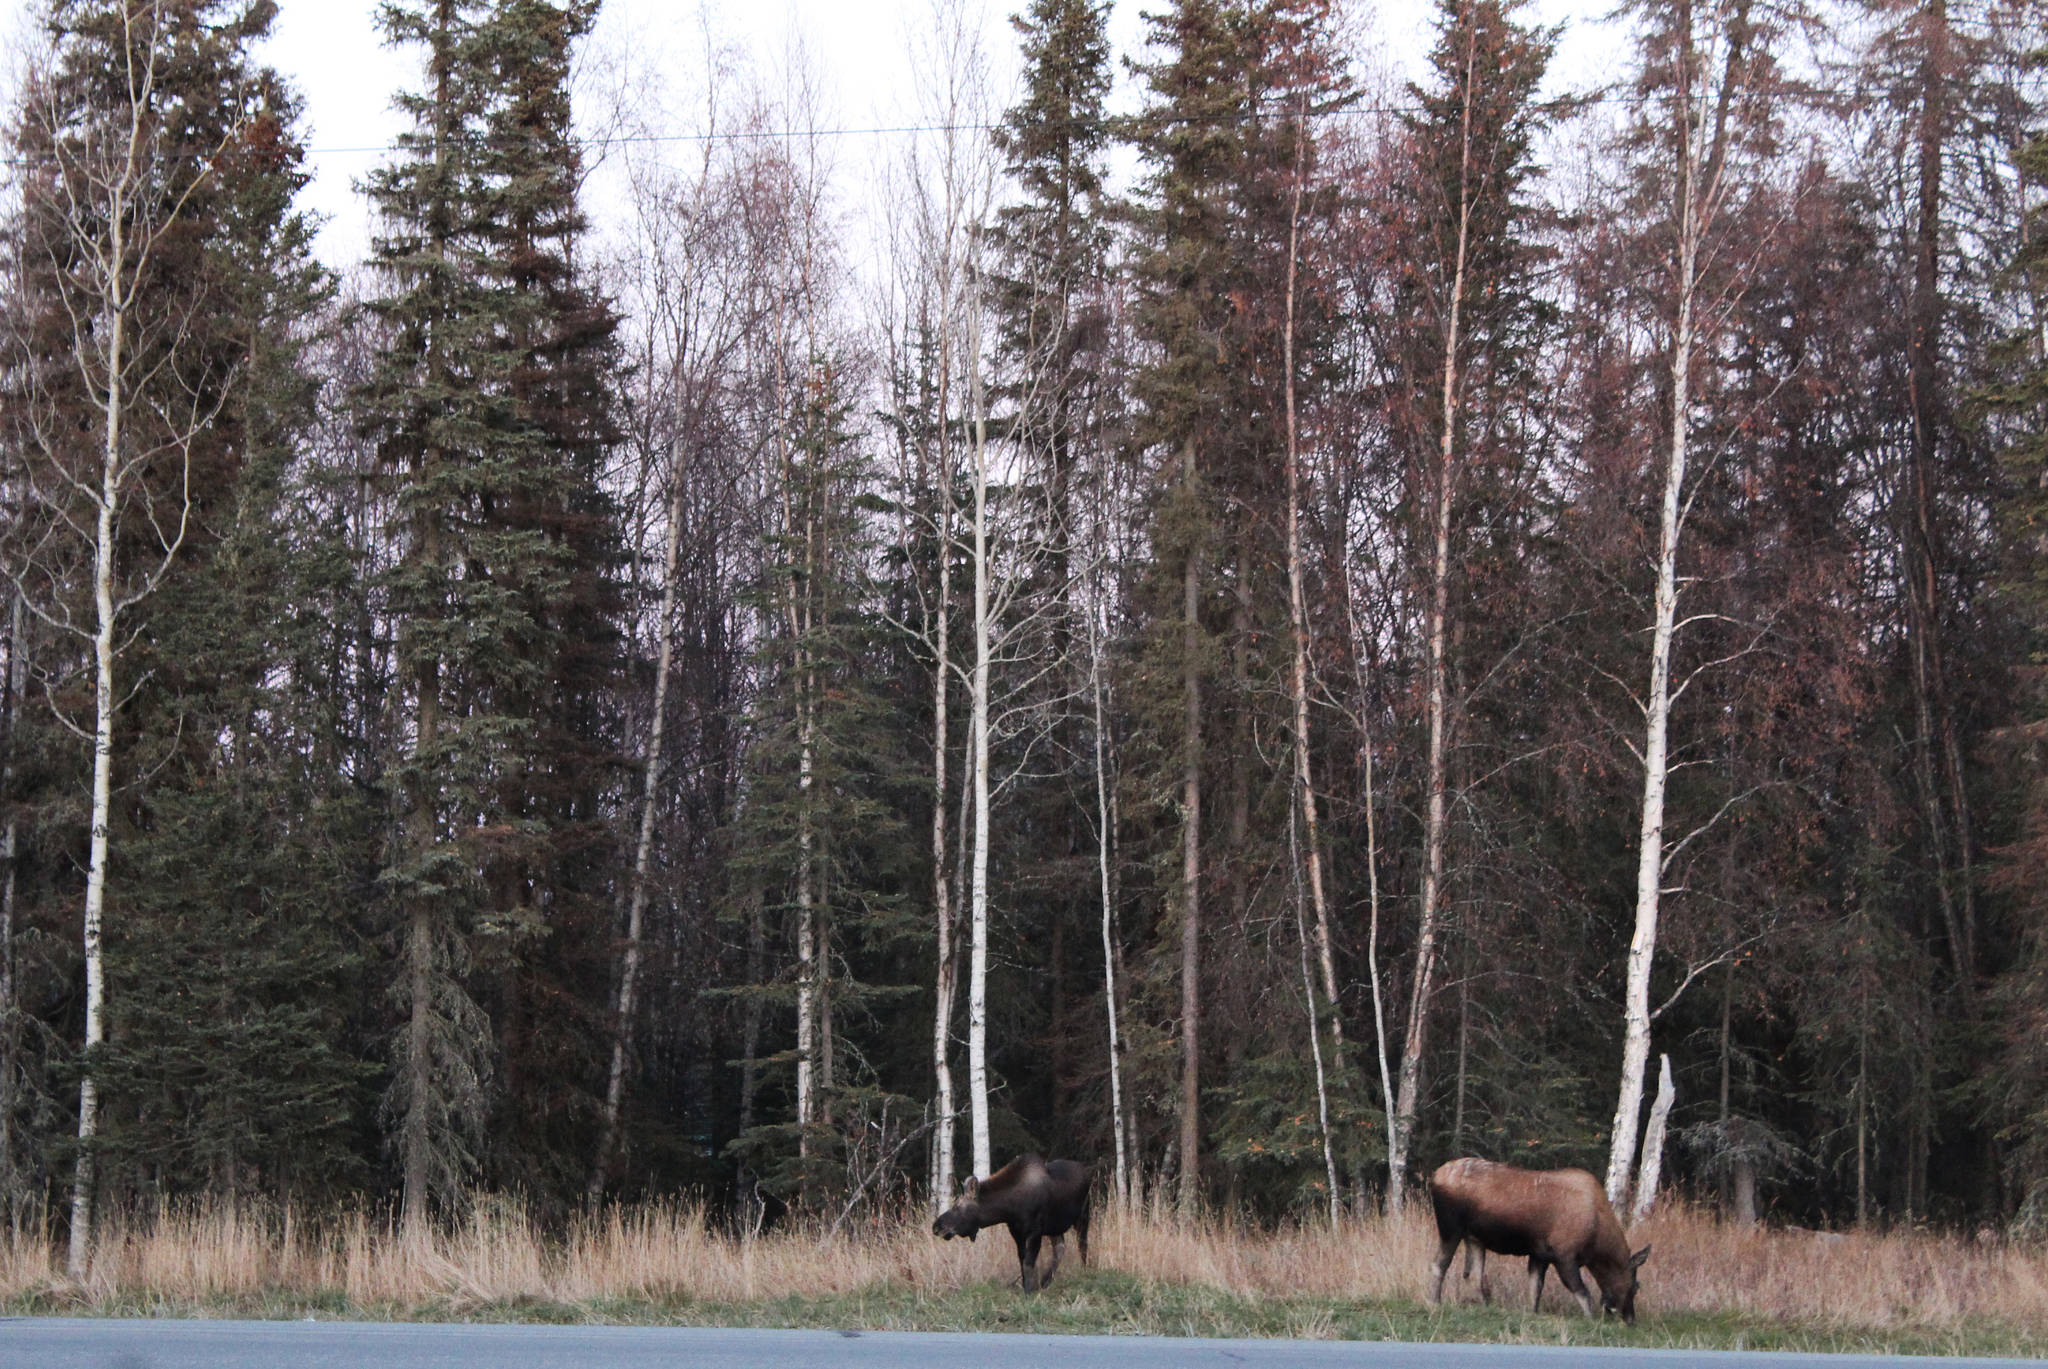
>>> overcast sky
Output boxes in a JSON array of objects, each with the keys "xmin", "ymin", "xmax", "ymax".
[{"xmin": 8, "ymin": 0, "xmax": 1620, "ymax": 267}]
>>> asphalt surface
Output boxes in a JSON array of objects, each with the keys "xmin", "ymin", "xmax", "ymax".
[{"xmin": 0, "ymin": 1321, "xmax": 2041, "ymax": 1369}]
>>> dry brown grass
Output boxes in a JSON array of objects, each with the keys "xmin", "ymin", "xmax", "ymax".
[{"xmin": 2, "ymin": 1195, "xmax": 2044, "ymax": 1335}]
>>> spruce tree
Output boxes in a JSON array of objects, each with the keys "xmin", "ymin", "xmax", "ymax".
[
  {"xmin": 986, "ymin": 0, "xmax": 1115, "ymax": 1168},
  {"xmin": 96, "ymin": 48, "xmax": 377, "ymax": 1202},
  {"xmin": 1122, "ymin": 0, "xmax": 1351, "ymax": 1211},
  {"xmin": 1124, "ymin": 0, "xmax": 1251, "ymax": 1215},
  {"xmin": 358, "ymin": 0, "xmax": 623, "ymax": 1227}
]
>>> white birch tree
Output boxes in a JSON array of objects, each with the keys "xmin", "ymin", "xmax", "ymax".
[
  {"xmin": 1, "ymin": 1, "xmax": 239, "ymax": 1275},
  {"xmin": 1280, "ymin": 102, "xmax": 1342, "ymax": 1223},
  {"xmin": 1390, "ymin": 14, "xmax": 1482, "ymax": 1213},
  {"xmin": 877, "ymin": 0, "xmax": 998, "ymax": 1199},
  {"xmin": 1604, "ymin": 0, "xmax": 1768, "ymax": 1211}
]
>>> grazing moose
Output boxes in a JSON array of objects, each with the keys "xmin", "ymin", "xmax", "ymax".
[
  {"xmin": 932, "ymin": 1154, "xmax": 1092, "ymax": 1292},
  {"xmin": 1428, "ymin": 1157, "xmax": 1651, "ymax": 1324}
]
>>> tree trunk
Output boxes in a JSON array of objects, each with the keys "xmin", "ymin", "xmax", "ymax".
[
  {"xmin": 967, "ymin": 273, "xmax": 994, "ymax": 1182},
  {"xmin": 1392, "ymin": 73, "xmax": 1475, "ymax": 1209},
  {"xmin": 0, "ymin": 594, "xmax": 20, "ymax": 1220},
  {"xmin": 589, "ymin": 445, "xmax": 688, "ymax": 1208},
  {"xmin": 1732, "ymin": 1153, "xmax": 1758, "ymax": 1226},
  {"xmin": 400, "ymin": 487, "xmax": 445, "ymax": 1240},
  {"xmin": 1855, "ymin": 1006, "xmax": 1869, "ymax": 1229},
  {"xmin": 794, "ymin": 663, "xmax": 817, "ymax": 1156},
  {"xmin": 928, "ymin": 408, "xmax": 957, "ymax": 1212},
  {"xmin": 1340, "ymin": 510, "xmax": 1400, "ymax": 1212},
  {"xmin": 784, "ymin": 348, "xmax": 821, "ymax": 1165},
  {"xmin": 1717, "ymin": 964, "xmax": 1733, "ymax": 1214},
  {"xmin": 1281, "ymin": 110, "xmax": 1345, "ymax": 1058},
  {"xmin": 1606, "ymin": 54, "xmax": 1702, "ymax": 1213},
  {"xmin": 737, "ymin": 879, "xmax": 765, "ymax": 1209},
  {"xmin": 1453, "ymin": 971, "xmax": 1469, "ymax": 1153},
  {"xmin": 1904, "ymin": 0, "xmax": 1976, "ymax": 995},
  {"xmin": 1090, "ymin": 604, "xmax": 1129, "ymax": 1208},
  {"xmin": 1178, "ymin": 437, "xmax": 1203, "ymax": 1214},
  {"xmin": 69, "ymin": 250, "xmax": 130, "ymax": 1280},
  {"xmin": 1292, "ymin": 803, "xmax": 1340, "ymax": 1226},
  {"xmin": 401, "ymin": 5, "xmax": 456, "ymax": 1241},
  {"xmin": 1631, "ymin": 1053, "xmax": 1676, "ymax": 1224}
]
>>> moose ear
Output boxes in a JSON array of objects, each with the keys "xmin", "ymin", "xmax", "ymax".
[
  {"xmin": 1629, "ymin": 1245, "xmax": 1652, "ymax": 1270},
  {"xmin": 962, "ymin": 1177, "xmax": 979, "ymax": 1200}
]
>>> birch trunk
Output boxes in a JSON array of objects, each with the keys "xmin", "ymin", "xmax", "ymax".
[
  {"xmin": 1606, "ymin": 0, "xmax": 1755, "ymax": 1211},
  {"xmin": 1360, "ymin": 724, "xmax": 1398, "ymax": 1209},
  {"xmin": 1631, "ymin": 1054, "xmax": 1676, "ymax": 1223},
  {"xmin": 793, "ymin": 657, "xmax": 817, "ymax": 1155},
  {"xmin": 589, "ymin": 449, "xmax": 687, "ymax": 1207},
  {"xmin": 1606, "ymin": 119, "xmax": 1699, "ymax": 1214},
  {"xmin": 1391, "ymin": 59, "xmax": 1476, "ymax": 1210},
  {"xmin": 1606, "ymin": 260, "xmax": 1689, "ymax": 1211},
  {"xmin": 1280, "ymin": 112, "xmax": 1340, "ymax": 1223},
  {"xmin": 1091, "ymin": 612, "xmax": 1129, "ymax": 1208},
  {"xmin": 775, "ymin": 341, "xmax": 821, "ymax": 1163},
  {"xmin": 68, "ymin": 184, "xmax": 137, "ymax": 1277},
  {"xmin": 1340, "ymin": 510, "xmax": 1399, "ymax": 1211},
  {"xmin": 926, "ymin": 284, "xmax": 958, "ymax": 1203},
  {"xmin": 966, "ymin": 273, "xmax": 994, "ymax": 1182},
  {"xmin": 1292, "ymin": 805, "xmax": 1340, "ymax": 1226},
  {"xmin": 7, "ymin": 4, "xmax": 212, "ymax": 1272},
  {"xmin": 1281, "ymin": 114, "xmax": 1343, "ymax": 1051},
  {"xmin": 929, "ymin": 500, "xmax": 957, "ymax": 1206}
]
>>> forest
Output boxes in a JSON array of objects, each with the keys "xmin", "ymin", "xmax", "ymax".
[{"xmin": 0, "ymin": 0, "xmax": 2046, "ymax": 1278}]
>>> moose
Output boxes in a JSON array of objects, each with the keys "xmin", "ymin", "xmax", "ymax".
[
  {"xmin": 932, "ymin": 1154, "xmax": 1092, "ymax": 1292},
  {"xmin": 1428, "ymin": 1157, "xmax": 1651, "ymax": 1324}
]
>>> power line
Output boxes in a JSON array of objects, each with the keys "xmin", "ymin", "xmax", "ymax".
[
  {"xmin": 284, "ymin": 80, "xmax": 2048, "ymax": 159},
  {"xmin": 13, "ymin": 77, "xmax": 2048, "ymax": 169}
]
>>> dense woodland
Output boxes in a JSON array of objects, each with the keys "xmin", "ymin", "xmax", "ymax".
[{"xmin": 3, "ymin": 0, "xmax": 2048, "ymax": 1267}]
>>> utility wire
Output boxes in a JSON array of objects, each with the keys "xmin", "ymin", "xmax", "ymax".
[{"xmin": 13, "ymin": 78, "xmax": 2047, "ymax": 168}]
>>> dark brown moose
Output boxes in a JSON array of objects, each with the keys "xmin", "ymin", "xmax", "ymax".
[
  {"xmin": 1428, "ymin": 1157, "xmax": 1651, "ymax": 1324},
  {"xmin": 932, "ymin": 1154, "xmax": 1092, "ymax": 1292}
]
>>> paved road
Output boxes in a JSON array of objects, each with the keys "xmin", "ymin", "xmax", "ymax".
[{"xmin": 0, "ymin": 1321, "xmax": 2039, "ymax": 1369}]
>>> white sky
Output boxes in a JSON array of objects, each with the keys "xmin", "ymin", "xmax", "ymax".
[{"xmin": 9, "ymin": 0, "xmax": 1621, "ymax": 267}]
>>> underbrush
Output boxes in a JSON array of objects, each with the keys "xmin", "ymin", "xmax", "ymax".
[{"xmin": 2, "ymin": 1197, "xmax": 2043, "ymax": 1355}]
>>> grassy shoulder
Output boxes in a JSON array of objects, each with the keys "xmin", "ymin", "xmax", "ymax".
[{"xmin": 6, "ymin": 1267, "xmax": 2043, "ymax": 1358}]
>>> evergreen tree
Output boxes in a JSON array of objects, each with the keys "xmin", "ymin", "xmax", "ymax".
[
  {"xmin": 985, "ymin": 0, "xmax": 1115, "ymax": 1176},
  {"xmin": 357, "ymin": 0, "xmax": 623, "ymax": 1228},
  {"xmin": 1122, "ymin": 0, "xmax": 1351, "ymax": 1210}
]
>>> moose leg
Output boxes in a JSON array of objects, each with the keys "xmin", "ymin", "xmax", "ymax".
[
  {"xmin": 1075, "ymin": 1210, "xmax": 1090, "ymax": 1264},
  {"xmin": 1431, "ymin": 1232, "xmax": 1460, "ymax": 1304},
  {"xmin": 1473, "ymin": 1245, "xmax": 1491, "ymax": 1305},
  {"xmin": 1527, "ymin": 1258, "xmax": 1548, "ymax": 1312},
  {"xmin": 1554, "ymin": 1259, "xmax": 1595, "ymax": 1317},
  {"xmin": 1042, "ymin": 1234, "xmax": 1066, "ymax": 1288},
  {"xmin": 1017, "ymin": 1231, "xmax": 1045, "ymax": 1292}
]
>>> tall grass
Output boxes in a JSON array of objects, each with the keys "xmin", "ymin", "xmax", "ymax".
[{"xmin": 3, "ymin": 1196, "xmax": 2044, "ymax": 1333}]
